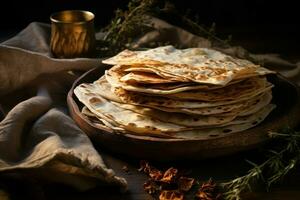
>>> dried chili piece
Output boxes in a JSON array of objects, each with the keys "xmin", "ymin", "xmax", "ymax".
[
  {"xmin": 195, "ymin": 179, "xmax": 222, "ymax": 200},
  {"xmin": 139, "ymin": 161, "xmax": 222, "ymax": 200},
  {"xmin": 139, "ymin": 160, "xmax": 163, "ymax": 180},
  {"xmin": 159, "ymin": 190, "xmax": 184, "ymax": 200},
  {"xmin": 149, "ymin": 167, "xmax": 163, "ymax": 181},
  {"xmin": 160, "ymin": 167, "xmax": 178, "ymax": 183}
]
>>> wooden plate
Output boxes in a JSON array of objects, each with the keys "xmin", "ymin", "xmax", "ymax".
[{"xmin": 67, "ymin": 67, "xmax": 300, "ymax": 161}]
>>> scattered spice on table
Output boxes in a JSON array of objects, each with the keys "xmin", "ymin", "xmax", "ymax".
[
  {"xmin": 138, "ymin": 160, "xmax": 222, "ymax": 200},
  {"xmin": 195, "ymin": 179, "xmax": 222, "ymax": 200}
]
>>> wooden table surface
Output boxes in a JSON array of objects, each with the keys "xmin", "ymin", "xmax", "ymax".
[
  {"xmin": 66, "ymin": 146, "xmax": 300, "ymax": 200},
  {"xmin": 1, "ymin": 145, "xmax": 300, "ymax": 200}
]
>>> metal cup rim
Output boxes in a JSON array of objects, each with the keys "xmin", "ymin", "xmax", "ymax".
[{"xmin": 50, "ymin": 10, "xmax": 95, "ymax": 25}]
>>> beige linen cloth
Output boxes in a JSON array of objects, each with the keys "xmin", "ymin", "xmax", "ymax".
[
  {"xmin": 0, "ymin": 17, "xmax": 299, "ymax": 192},
  {"xmin": 0, "ymin": 22, "xmax": 127, "ymax": 191}
]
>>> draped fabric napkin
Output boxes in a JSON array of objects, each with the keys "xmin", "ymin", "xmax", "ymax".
[
  {"xmin": 0, "ymin": 17, "xmax": 299, "ymax": 192},
  {"xmin": 0, "ymin": 22, "xmax": 127, "ymax": 191}
]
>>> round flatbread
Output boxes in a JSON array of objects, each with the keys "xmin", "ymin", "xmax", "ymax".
[{"xmin": 103, "ymin": 46, "xmax": 275, "ymax": 85}]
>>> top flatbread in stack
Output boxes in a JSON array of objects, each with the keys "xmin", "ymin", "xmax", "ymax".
[{"xmin": 74, "ymin": 46, "xmax": 276, "ymax": 139}]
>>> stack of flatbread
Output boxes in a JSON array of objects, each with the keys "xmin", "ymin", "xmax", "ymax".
[{"xmin": 74, "ymin": 46, "xmax": 276, "ymax": 139}]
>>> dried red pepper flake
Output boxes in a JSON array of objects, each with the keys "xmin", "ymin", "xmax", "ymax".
[
  {"xmin": 177, "ymin": 176, "xmax": 195, "ymax": 192},
  {"xmin": 200, "ymin": 179, "xmax": 216, "ymax": 193},
  {"xmin": 195, "ymin": 179, "xmax": 222, "ymax": 200},
  {"xmin": 195, "ymin": 191, "xmax": 213, "ymax": 200},
  {"xmin": 159, "ymin": 190, "xmax": 184, "ymax": 200},
  {"xmin": 139, "ymin": 161, "xmax": 222, "ymax": 200},
  {"xmin": 139, "ymin": 160, "xmax": 163, "ymax": 180},
  {"xmin": 160, "ymin": 167, "xmax": 178, "ymax": 183},
  {"xmin": 149, "ymin": 167, "xmax": 164, "ymax": 181}
]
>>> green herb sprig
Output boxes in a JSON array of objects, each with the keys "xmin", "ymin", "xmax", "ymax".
[
  {"xmin": 101, "ymin": 0, "xmax": 230, "ymax": 56},
  {"xmin": 221, "ymin": 127, "xmax": 300, "ymax": 200},
  {"xmin": 102, "ymin": 0, "xmax": 159, "ymax": 55}
]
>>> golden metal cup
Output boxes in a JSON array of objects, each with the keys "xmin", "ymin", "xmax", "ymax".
[{"xmin": 50, "ymin": 10, "xmax": 96, "ymax": 58}]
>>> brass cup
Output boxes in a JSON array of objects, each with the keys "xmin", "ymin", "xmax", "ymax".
[{"xmin": 50, "ymin": 10, "xmax": 96, "ymax": 58}]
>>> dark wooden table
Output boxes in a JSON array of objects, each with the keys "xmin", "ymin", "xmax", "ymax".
[
  {"xmin": 55, "ymin": 146, "xmax": 300, "ymax": 200},
  {"xmin": 1, "ymin": 145, "xmax": 300, "ymax": 200}
]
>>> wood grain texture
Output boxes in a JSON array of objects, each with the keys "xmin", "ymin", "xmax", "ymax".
[{"xmin": 67, "ymin": 67, "xmax": 300, "ymax": 161}]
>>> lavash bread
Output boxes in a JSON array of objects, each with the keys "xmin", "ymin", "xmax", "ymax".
[{"xmin": 74, "ymin": 46, "xmax": 276, "ymax": 139}]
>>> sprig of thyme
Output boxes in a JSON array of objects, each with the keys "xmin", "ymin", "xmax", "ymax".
[
  {"xmin": 221, "ymin": 127, "xmax": 300, "ymax": 200},
  {"xmin": 179, "ymin": 14, "xmax": 230, "ymax": 48},
  {"xmin": 102, "ymin": 0, "xmax": 159, "ymax": 55},
  {"xmin": 101, "ymin": 0, "xmax": 232, "ymax": 56}
]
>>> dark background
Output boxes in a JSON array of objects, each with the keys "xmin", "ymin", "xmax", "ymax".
[{"xmin": 1, "ymin": 0, "xmax": 299, "ymax": 57}]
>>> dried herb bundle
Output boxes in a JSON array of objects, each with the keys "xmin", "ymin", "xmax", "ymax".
[
  {"xmin": 101, "ymin": 0, "xmax": 228, "ymax": 56},
  {"xmin": 102, "ymin": 0, "xmax": 160, "ymax": 55},
  {"xmin": 221, "ymin": 127, "xmax": 300, "ymax": 200}
]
